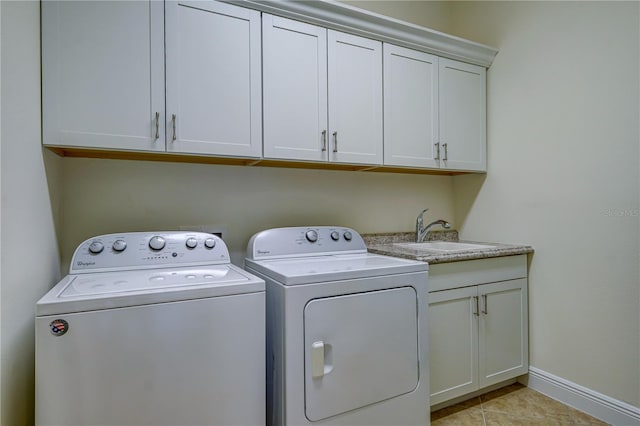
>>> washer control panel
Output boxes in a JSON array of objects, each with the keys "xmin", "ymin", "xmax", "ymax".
[
  {"xmin": 247, "ymin": 226, "xmax": 367, "ymax": 260},
  {"xmin": 70, "ymin": 232, "xmax": 229, "ymax": 273}
]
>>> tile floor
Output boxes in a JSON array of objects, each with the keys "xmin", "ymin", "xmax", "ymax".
[{"xmin": 431, "ymin": 383, "xmax": 609, "ymax": 425}]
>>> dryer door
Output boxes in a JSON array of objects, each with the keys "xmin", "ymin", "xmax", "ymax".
[{"xmin": 304, "ymin": 287, "xmax": 419, "ymax": 421}]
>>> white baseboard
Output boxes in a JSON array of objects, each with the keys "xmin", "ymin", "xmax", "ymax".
[{"xmin": 520, "ymin": 367, "xmax": 640, "ymax": 426}]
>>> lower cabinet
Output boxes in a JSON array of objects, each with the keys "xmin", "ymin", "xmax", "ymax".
[{"xmin": 428, "ymin": 255, "xmax": 528, "ymax": 406}]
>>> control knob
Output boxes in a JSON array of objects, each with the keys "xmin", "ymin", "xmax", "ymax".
[
  {"xmin": 330, "ymin": 231, "xmax": 340, "ymax": 241},
  {"xmin": 185, "ymin": 238, "xmax": 198, "ymax": 249},
  {"xmin": 343, "ymin": 231, "xmax": 353, "ymax": 241},
  {"xmin": 88, "ymin": 241, "xmax": 104, "ymax": 254},
  {"xmin": 148, "ymin": 236, "xmax": 166, "ymax": 251},
  {"xmin": 112, "ymin": 240, "xmax": 127, "ymax": 252},
  {"xmin": 305, "ymin": 230, "xmax": 318, "ymax": 243},
  {"xmin": 204, "ymin": 238, "xmax": 216, "ymax": 249}
]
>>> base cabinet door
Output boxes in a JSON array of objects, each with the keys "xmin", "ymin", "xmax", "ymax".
[
  {"xmin": 428, "ymin": 287, "xmax": 478, "ymax": 406},
  {"xmin": 429, "ymin": 273, "xmax": 528, "ymax": 407},
  {"xmin": 478, "ymin": 279, "xmax": 529, "ymax": 388},
  {"xmin": 165, "ymin": 1, "xmax": 261, "ymax": 157}
]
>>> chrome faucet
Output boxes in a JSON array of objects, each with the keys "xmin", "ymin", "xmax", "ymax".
[{"xmin": 416, "ymin": 209, "xmax": 451, "ymax": 242}]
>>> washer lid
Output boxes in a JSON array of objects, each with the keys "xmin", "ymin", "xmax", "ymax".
[
  {"xmin": 245, "ymin": 253, "xmax": 427, "ymax": 286},
  {"xmin": 36, "ymin": 265, "xmax": 264, "ymax": 316}
]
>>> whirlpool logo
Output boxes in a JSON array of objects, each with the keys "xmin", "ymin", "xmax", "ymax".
[{"xmin": 77, "ymin": 261, "xmax": 96, "ymax": 267}]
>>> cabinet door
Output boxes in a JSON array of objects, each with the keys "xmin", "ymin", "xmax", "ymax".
[
  {"xmin": 428, "ymin": 287, "xmax": 479, "ymax": 406},
  {"xmin": 439, "ymin": 58, "xmax": 486, "ymax": 171},
  {"xmin": 383, "ymin": 45, "xmax": 439, "ymax": 168},
  {"xmin": 263, "ymin": 14, "xmax": 328, "ymax": 162},
  {"xmin": 478, "ymin": 278, "xmax": 529, "ymax": 388},
  {"xmin": 328, "ymin": 31, "xmax": 382, "ymax": 165},
  {"xmin": 42, "ymin": 1, "xmax": 164, "ymax": 152},
  {"xmin": 165, "ymin": 1, "xmax": 261, "ymax": 157}
]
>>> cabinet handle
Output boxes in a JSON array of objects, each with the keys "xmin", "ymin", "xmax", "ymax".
[
  {"xmin": 171, "ymin": 114, "xmax": 177, "ymax": 142},
  {"xmin": 482, "ymin": 294, "xmax": 488, "ymax": 315},
  {"xmin": 473, "ymin": 296, "xmax": 479, "ymax": 316},
  {"xmin": 332, "ymin": 131, "xmax": 338, "ymax": 153},
  {"xmin": 321, "ymin": 130, "xmax": 327, "ymax": 152},
  {"xmin": 443, "ymin": 143, "xmax": 448, "ymax": 161},
  {"xmin": 154, "ymin": 111, "xmax": 160, "ymax": 141},
  {"xmin": 434, "ymin": 143, "xmax": 440, "ymax": 160}
]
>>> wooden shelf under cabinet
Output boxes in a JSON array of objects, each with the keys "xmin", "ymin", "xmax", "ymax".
[{"xmin": 46, "ymin": 146, "xmax": 477, "ymax": 176}]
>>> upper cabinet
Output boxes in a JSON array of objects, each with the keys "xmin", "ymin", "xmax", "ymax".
[
  {"xmin": 262, "ymin": 15, "xmax": 328, "ymax": 162},
  {"xmin": 383, "ymin": 45, "xmax": 439, "ymax": 168},
  {"xmin": 383, "ymin": 46, "xmax": 486, "ymax": 172},
  {"xmin": 328, "ymin": 31, "xmax": 383, "ymax": 165},
  {"xmin": 42, "ymin": 0, "xmax": 262, "ymax": 158},
  {"xmin": 263, "ymin": 14, "xmax": 382, "ymax": 165},
  {"xmin": 165, "ymin": 1, "xmax": 262, "ymax": 158},
  {"xmin": 42, "ymin": 1, "xmax": 165, "ymax": 152},
  {"xmin": 42, "ymin": 0, "xmax": 496, "ymax": 174},
  {"xmin": 439, "ymin": 59, "xmax": 486, "ymax": 171}
]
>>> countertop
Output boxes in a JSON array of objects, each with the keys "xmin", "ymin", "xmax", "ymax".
[{"xmin": 363, "ymin": 231, "xmax": 534, "ymax": 264}]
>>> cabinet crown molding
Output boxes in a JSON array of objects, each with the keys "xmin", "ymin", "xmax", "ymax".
[{"xmin": 222, "ymin": 0, "xmax": 498, "ymax": 67}]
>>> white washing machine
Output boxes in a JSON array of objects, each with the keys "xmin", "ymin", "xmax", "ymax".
[
  {"xmin": 36, "ymin": 231, "xmax": 265, "ymax": 426},
  {"xmin": 245, "ymin": 226, "xmax": 430, "ymax": 426}
]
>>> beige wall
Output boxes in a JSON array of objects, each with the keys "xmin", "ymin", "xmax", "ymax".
[
  {"xmin": 340, "ymin": 0, "xmax": 452, "ymax": 34},
  {"xmin": 59, "ymin": 159, "xmax": 455, "ymax": 269},
  {"xmin": 450, "ymin": 1, "xmax": 640, "ymax": 406},
  {"xmin": 1, "ymin": 1, "xmax": 63, "ymax": 424}
]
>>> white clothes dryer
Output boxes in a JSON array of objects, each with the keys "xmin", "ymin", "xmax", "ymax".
[
  {"xmin": 245, "ymin": 226, "xmax": 430, "ymax": 426},
  {"xmin": 36, "ymin": 231, "xmax": 265, "ymax": 426}
]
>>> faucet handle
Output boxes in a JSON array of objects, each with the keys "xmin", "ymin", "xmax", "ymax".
[
  {"xmin": 417, "ymin": 208, "xmax": 429, "ymax": 223},
  {"xmin": 416, "ymin": 209, "xmax": 429, "ymax": 242}
]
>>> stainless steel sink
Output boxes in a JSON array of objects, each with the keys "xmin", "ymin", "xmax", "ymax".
[{"xmin": 393, "ymin": 241, "xmax": 495, "ymax": 252}]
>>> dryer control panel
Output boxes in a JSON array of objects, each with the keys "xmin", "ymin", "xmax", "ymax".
[
  {"xmin": 246, "ymin": 227, "xmax": 367, "ymax": 260},
  {"xmin": 70, "ymin": 232, "xmax": 230, "ymax": 273}
]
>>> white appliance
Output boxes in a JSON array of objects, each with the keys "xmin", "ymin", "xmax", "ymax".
[
  {"xmin": 36, "ymin": 231, "xmax": 265, "ymax": 426},
  {"xmin": 245, "ymin": 226, "xmax": 430, "ymax": 426}
]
